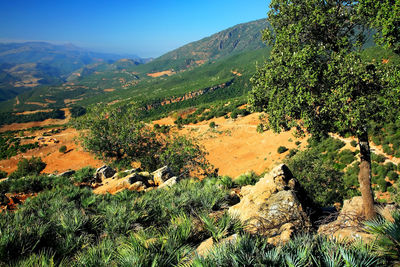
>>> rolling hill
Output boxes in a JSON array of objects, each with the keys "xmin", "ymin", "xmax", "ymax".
[
  {"xmin": 0, "ymin": 42, "xmax": 149, "ymax": 102},
  {"xmin": 0, "ymin": 19, "xmax": 269, "ymax": 114}
]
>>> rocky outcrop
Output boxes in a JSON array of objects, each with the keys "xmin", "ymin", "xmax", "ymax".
[
  {"xmin": 95, "ymin": 165, "xmax": 116, "ymax": 182},
  {"xmin": 229, "ymin": 164, "xmax": 312, "ymax": 245},
  {"xmin": 93, "ymin": 165, "xmax": 180, "ymax": 194},
  {"xmin": 318, "ymin": 196, "xmax": 397, "ymax": 242},
  {"xmin": 152, "ymin": 166, "xmax": 174, "ymax": 185}
]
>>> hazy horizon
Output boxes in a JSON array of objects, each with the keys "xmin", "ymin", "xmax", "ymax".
[{"xmin": 0, "ymin": 0, "xmax": 270, "ymax": 58}]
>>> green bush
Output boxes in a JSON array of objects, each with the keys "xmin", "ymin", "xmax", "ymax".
[
  {"xmin": 0, "ymin": 170, "xmax": 7, "ymax": 179},
  {"xmin": 234, "ymin": 171, "xmax": 259, "ymax": 187},
  {"xmin": 73, "ymin": 166, "xmax": 96, "ymax": 183},
  {"xmin": 59, "ymin": 145, "xmax": 67, "ymax": 153},
  {"xmin": 372, "ymin": 153, "xmax": 386, "ymax": 163},
  {"xmin": 277, "ymin": 146, "xmax": 288, "ymax": 154},
  {"xmin": 209, "ymin": 121, "xmax": 216, "ymax": 129},
  {"xmin": 350, "ymin": 140, "xmax": 358, "ymax": 147},
  {"xmin": 387, "ymin": 171, "xmax": 399, "ymax": 181},
  {"xmin": 9, "ymin": 157, "xmax": 46, "ymax": 179}
]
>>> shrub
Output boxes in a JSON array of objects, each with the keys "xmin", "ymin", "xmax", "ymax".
[
  {"xmin": 287, "ymin": 148, "xmax": 298, "ymax": 158},
  {"xmin": 0, "ymin": 170, "xmax": 7, "ymax": 179},
  {"xmin": 277, "ymin": 146, "xmax": 288, "ymax": 154},
  {"xmin": 235, "ymin": 171, "xmax": 259, "ymax": 187},
  {"xmin": 209, "ymin": 121, "xmax": 216, "ymax": 129},
  {"xmin": 9, "ymin": 157, "xmax": 46, "ymax": 179},
  {"xmin": 372, "ymin": 153, "xmax": 386, "ymax": 163},
  {"xmin": 59, "ymin": 145, "xmax": 67, "ymax": 153},
  {"xmin": 350, "ymin": 140, "xmax": 358, "ymax": 147},
  {"xmin": 73, "ymin": 166, "xmax": 96, "ymax": 183},
  {"xmin": 256, "ymin": 123, "xmax": 265, "ymax": 133},
  {"xmin": 295, "ymin": 141, "xmax": 301, "ymax": 146},
  {"xmin": 77, "ymin": 105, "xmax": 210, "ymax": 176},
  {"xmin": 387, "ymin": 171, "xmax": 399, "ymax": 181}
]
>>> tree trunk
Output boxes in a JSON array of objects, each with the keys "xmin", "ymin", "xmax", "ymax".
[{"xmin": 358, "ymin": 132, "xmax": 376, "ymax": 220}]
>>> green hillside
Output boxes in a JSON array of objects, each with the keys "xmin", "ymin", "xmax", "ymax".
[
  {"xmin": 131, "ymin": 19, "xmax": 268, "ymax": 74},
  {"xmin": 0, "ymin": 42, "xmax": 148, "ymax": 102}
]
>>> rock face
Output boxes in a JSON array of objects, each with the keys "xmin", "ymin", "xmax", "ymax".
[
  {"xmin": 318, "ymin": 196, "xmax": 397, "ymax": 242},
  {"xmin": 152, "ymin": 166, "xmax": 174, "ymax": 185},
  {"xmin": 93, "ymin": 165, "xmax": 180, "ymax": 194},
  {"xmin": 158, "ymin": 176, "xmax": 179, "ymax": 189},
  {"xmin": 229, "ymin": 164, "xmax": 312, "ymax": 244},
  {"xmin": 95, "ymin": 165, "xmax": 116, "ymax": 182}
]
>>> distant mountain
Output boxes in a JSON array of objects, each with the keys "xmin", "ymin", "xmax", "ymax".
[
  {"xmin": 0, "ymin": 42, "xmax": 148, "ymax": 101},
  {"xmin": 133, "ymin": 19, "xmax": 268, "ymax": 74}
]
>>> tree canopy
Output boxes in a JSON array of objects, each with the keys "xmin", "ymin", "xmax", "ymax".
[
  {"xmin": 74, "ymin": 103, "xmax": 210, "ymax": 175},
  {"xmin": 249, "ymin": 0, "xmax": 399, "ymax": 219}
]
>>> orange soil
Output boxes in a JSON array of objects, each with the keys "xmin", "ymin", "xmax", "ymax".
[
  {"xmin": 104, "ymin": 88, "xmax": 115, "ymax": 92},
  {"xmin": 15, "ymin": 109, "xmax": 53, "ymax": 115},
  {"xmin": 45, "ymin": 99, "xmax": 56, "ymax": 103},
  {"xmin": 0, "ymin": 127, "xmax": 103, "ymax": 174},
  {"xmin": 196, "ymin": 60, "xmax": 207, "ymax": 65},
  {"xmin": 64, "ymin": 98, "xmax": 83, "ymax": 104},
  {"xmin": 147, "ymin": 70, "xmax": 175, "ymax": 77},
  {"xmin": 25, "ymin": 102, "xmax": 49, "ymax": 107},
  {"xmin": 154, "ymin": 113, "xmax": 308, "ymax": 178},
  {"xmin": 231, "ymin": 70, "xmax": 243, "ymax": 77}
]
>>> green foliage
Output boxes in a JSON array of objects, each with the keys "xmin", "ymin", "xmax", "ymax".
[
  {"xmin": 72, "ymin": 166, "xmax": 96, "ymax": 183},
  {"xmin": 0, "ymin": 170, "xmax": 7, "ymax": 179},
  {"xmin": 0, "ymin": 132, "xmax": 39, "ymax": 160},
  {"xmin": 277, "ymin": 146, "xmax": 288, "ymax": 154},
  {"xmin": 285, "ymin": 137, "xmax": 358, "ymax": 206},
  {"xmin": 350, "ymin": 140, "xmax": 358, "ymax": 147},
  {"xmin": 75, "ymin": 104, "xmax": 210, "ymax": 175},
  {"xmin": 193, "ymin": 234, "xmax": 384, "ymax": 266},
  {"xmin": 59, "ymin": 145, "xmax": 67, "ymax": 153},
  {"xmin": 0, "ymin": 109, "xmax": 65, "ymax": 127},
  {"xmin": 70, "ymin": 106, "xmax": 87, "ymax": 118},
  {"xmin": 199, "ymin": 211, "xmax": 243, "ymax": 242},
  {"xmin": 0, "ymin": 175, "xmax": 231, "ymax": 265},
  {"xmin": 365, "ymin": 211, "xmax": 400, "ymax": 262},
  {"xmin": 234, "ymin": 171, "xmax": 260, "ymax": 187},
  {"xmin": 209, "ymin": 121, "xmax": 216, "ymax": 129},
  {"xmin": 9, "ymin": 157, "xmax": 46, "ymax": 179}
]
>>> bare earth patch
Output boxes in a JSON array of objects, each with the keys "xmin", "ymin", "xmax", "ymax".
[
  {"xmin": 154, "ymin": 113, "xmax": 308, "ymax": 178},
  {"xmin": 0, "ymin": 127, "xmax": 103, "ymax": 174},
  {"xmin": 147, "ymin": 70, "xmax": 175, "ymax": 77}
]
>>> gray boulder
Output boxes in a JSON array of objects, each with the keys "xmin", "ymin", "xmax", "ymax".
[
  {"xmin": 152, "ymin": 166, "xmax": 174, "ymax": 185},
  {"xmin": 95, "ymin": 165, "xmax": 116, "ymax": 182},
  {"xmin": 229, "ymin": 164, "xmax": 312, "ymax": 244}
]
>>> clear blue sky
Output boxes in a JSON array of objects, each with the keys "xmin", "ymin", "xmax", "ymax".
[{"xmin": 0, "ymin": 0, "xmax": 270, "ymax": 58}]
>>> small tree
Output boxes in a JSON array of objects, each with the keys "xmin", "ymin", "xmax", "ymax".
[
  {"xmin": 75, "ymin": 104, "xmax": 210, "ymax": 175},
  {"xmin": 9, "ymin": 157, "xmax": 46, "ymax": 179},
  {"xmin": 59, "ymin": 145, "xmax": 67, "ymax": 153},
  {"xmin": 250, "ymin": 0, "xmax": 397, "ymax": 219}
]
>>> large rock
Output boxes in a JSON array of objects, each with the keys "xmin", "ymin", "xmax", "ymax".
[
  {"xmin": 95, "ymin": 165, "xmax": 116, "ymax": 182},
  {"xmin": 229, "ymin": 164, "xmax": 312, "ymax": 244},
  {"xmin": 158, "ymin": 176, "xmax": 179, "ymax": 189},
  {"xmin": 318, "ymin": 196, "xmax": 397, "ymax": 242},
  {"xmin": 152, "ymin": 166, "xmax": 174, "ymax": 185}
]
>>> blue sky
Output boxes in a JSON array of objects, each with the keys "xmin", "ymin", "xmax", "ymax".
[{"xmin": 0, "ymin": 0, "xmax": 270, "ymax": 58}]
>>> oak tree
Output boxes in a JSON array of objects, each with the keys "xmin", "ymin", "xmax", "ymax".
[{"xmin": 250, "ymin": 0, "xmax": 398, "ymax": 219}]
